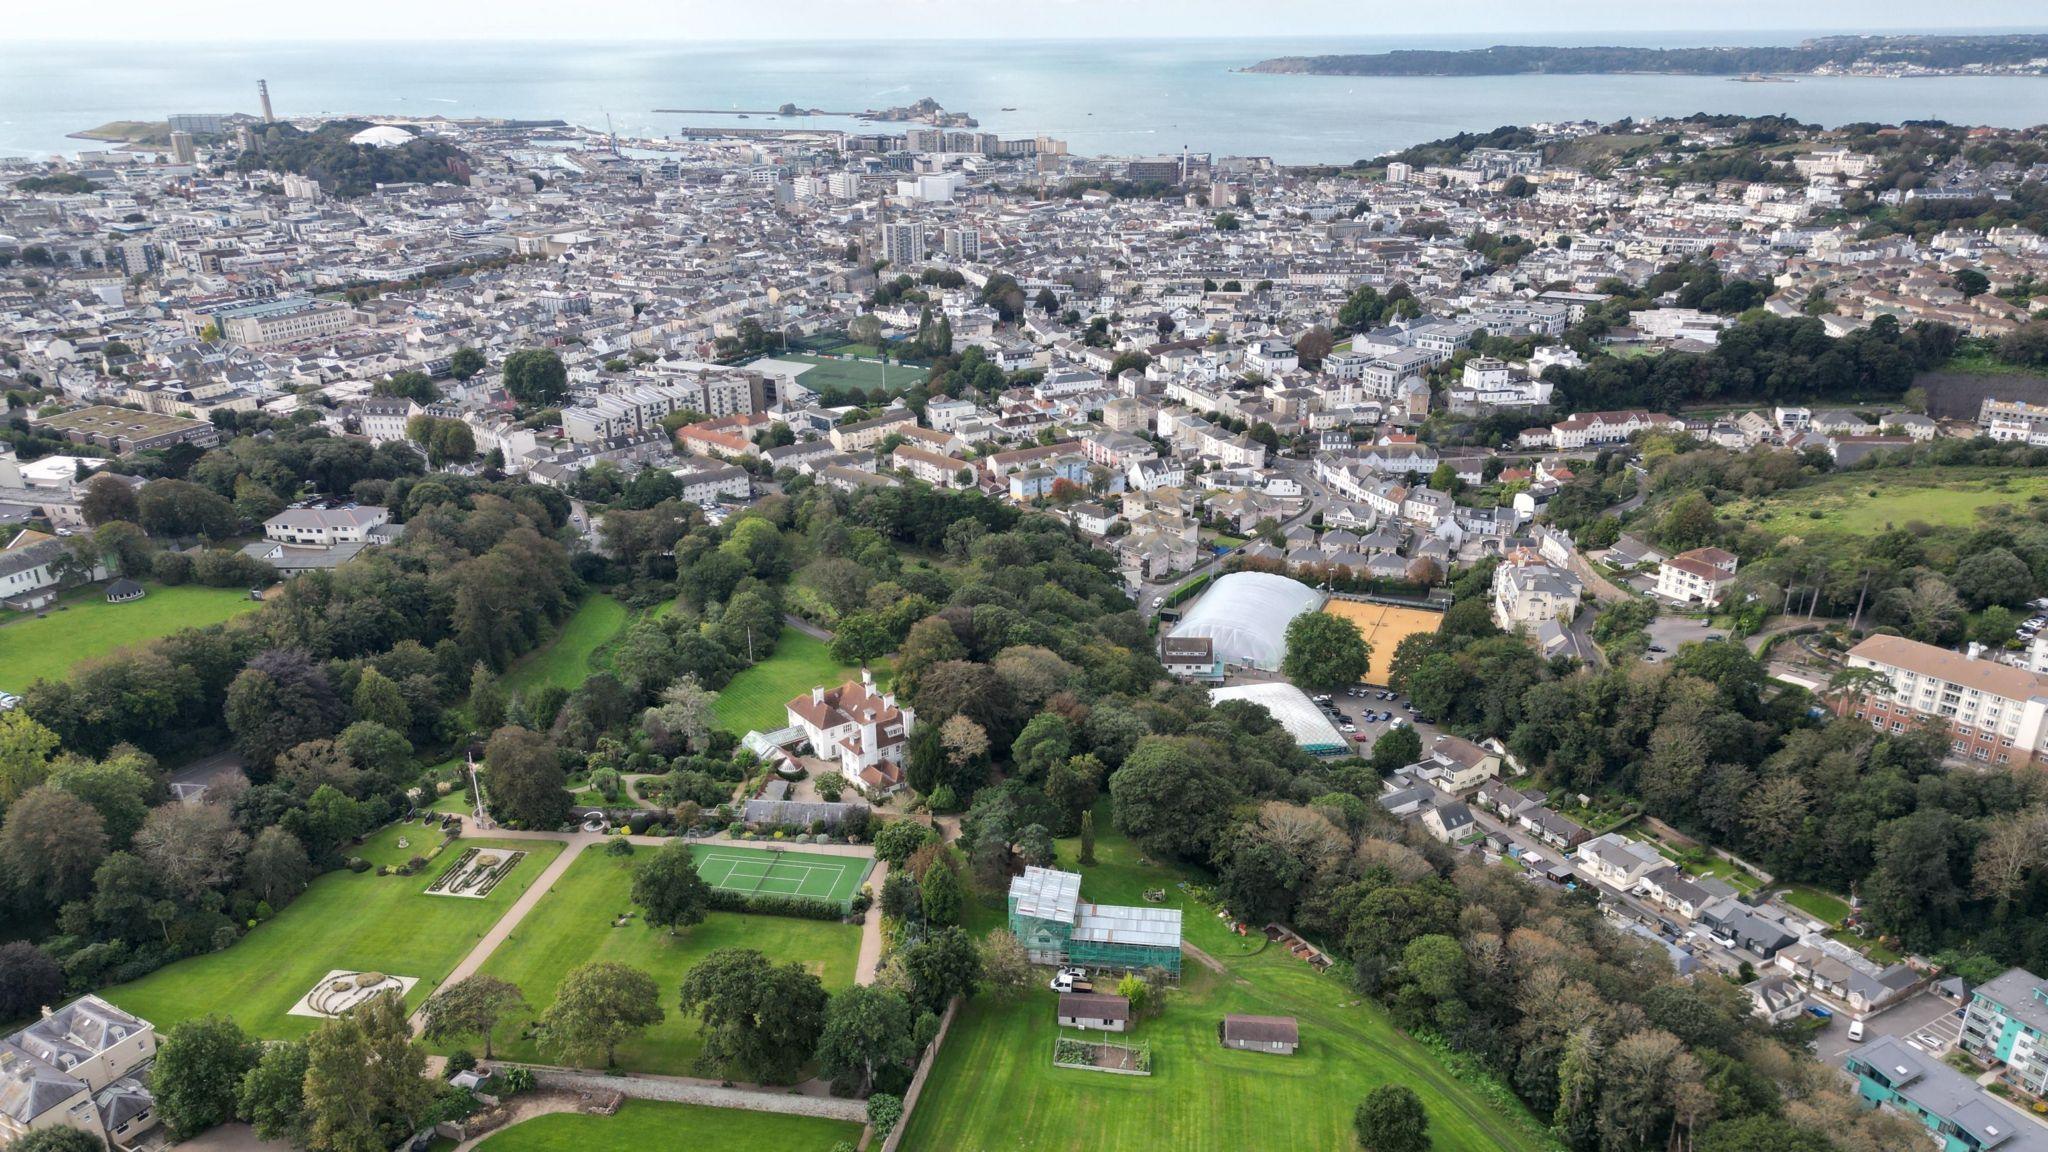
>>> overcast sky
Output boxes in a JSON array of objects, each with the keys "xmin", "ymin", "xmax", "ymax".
[{"xmin": 12, "ymin": 0, "xmax": 2047, "ymax": 41}]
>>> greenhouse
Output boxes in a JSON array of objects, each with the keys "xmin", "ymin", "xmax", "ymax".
[
  {"xmin": 1008, "ymin": 866, "xmax": 1182, "ymax": 977},
  {"xmin": 1208, "ymin": 682, "xmax": 1349, "ymax": 756},
  {"xmin": 1166, "ymin": 571, "xmax": 1325, "ymax": 672}
]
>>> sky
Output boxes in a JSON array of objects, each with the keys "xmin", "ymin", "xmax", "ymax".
[{"xmin": 11, "ymin": 1, "xmax": 2048, "ymax": 42}]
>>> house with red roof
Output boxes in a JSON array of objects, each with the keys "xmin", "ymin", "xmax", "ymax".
[{"xmin": 784, "ymin": 668, "xmax": 916, "ymax": 795}]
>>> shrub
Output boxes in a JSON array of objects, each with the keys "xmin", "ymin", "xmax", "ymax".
[
  {"xmin": 867, "ymin": 1094, "xmax": 903, "ymax": 1137},
  {"xmin": 346, "ymin": 857, "xmax": 371, "ymax": 873},
  {"xmin": 605, "ymin": 837, "xmax": 635, "ymax": 857},
  {"xmin": 446, "ymin": 1050, "xmax": 477, "ymax": 1076},
  {"xmin": 497, "ymin": 1066, "xmax": 535, "ymax": 1095},
  {"xmin": 703, "ymin": 889, "xmax": 847, "ymax": 920}
]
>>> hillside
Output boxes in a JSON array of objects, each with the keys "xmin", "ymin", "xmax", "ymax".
[{"xmin": 1245, "ymin": 34, "xmax": 2048, "ymax": 77}]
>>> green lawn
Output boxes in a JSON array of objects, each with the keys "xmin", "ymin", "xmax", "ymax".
[
  {"xmin": 504, "ymin": 595, "xmax": 630, "ymax": 694},
  {"xmin": 102, "ymin": 835, "xmax": 561, "ymax": 1039},
  {"xmin": 457, "ymin": 848, "xmax": 862, "ymax": 1075},
  {"xmin": 899, "ymin": 823, "xmax": 1558, "ymax": 1152},
  {"xmin": 775, "ymin": 352, "xmax": 929, "ymax": 395},
  {"xmin": 352, "ymin": 820, "xmax": 457, "ymax": 870},
  {"xmin": 473, "ymin": 1099, "xmax": 859, "ymax": 1152},
  {"xmin": 1722, "ymin": 469, "xmax": 2048, "ymax": 537},
  {"xmin": 0, "ymin": 582, "xmax": 261, "ymax": 689},
  {"xmin": 711, "ymin": 630, "xmax": 891, "ymax": 735},
  {"xmin": 1780, "ymin": 884, "xmax": 1854, "ymax": 928}
]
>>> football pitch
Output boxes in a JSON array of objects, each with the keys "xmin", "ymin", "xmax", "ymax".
[{"xmin": 692, "ymin": 845, "xmax": 872, "ymax": 908}]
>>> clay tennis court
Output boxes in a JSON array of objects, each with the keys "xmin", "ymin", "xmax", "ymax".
[{"xmin": 1318, "ymin": 598, "xmax": 1444, "ymax": 685}]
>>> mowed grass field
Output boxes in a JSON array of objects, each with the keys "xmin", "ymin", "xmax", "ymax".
[
  {"xmin": 900, "ymin": 824, "xmax": 1557, "ymax": 1152},
  {"xmin": 0, "ymin": 582, "xmax": 261, "ymax": 689},
  {"xmin": 458, "ymin": 849, "xmax": 863, "ymax": 1074},
  {"xmin": 711, "ymin": 630, "xmax": 891, "ymax": 735},
  {"xmin": 103, "ymin": 832, "xmax": 561, "ymax": 1039},
  {"xmin": 474, "ymin": 1099, "xmax": 860, "ymax": 1152},
  {"xmin": 1721, "ymin": 468, "xmax": 2048, "ymax": 537},
  {"xmin": 777, "ymin": 352, "xmax": 929, "ymax": 394},
  {"xmin": 504, "ymin": 594, "xmax": 630, "ymax": 694}
]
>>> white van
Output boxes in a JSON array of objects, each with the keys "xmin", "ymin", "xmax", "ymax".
[{"xmin": 1847, "ymin": 1019, "xmax": 1865, "ymax": 1042}]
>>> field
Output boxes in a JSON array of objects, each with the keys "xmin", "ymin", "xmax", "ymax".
[
  {"xmin": 457, "ymin": 849, "xmax": 862, "ymax": 1074},
  {"xmin": 102, "ymin": 832, "xmax": 561, "ymax": 1039},
  {"xmin": 754, "ymin": 352, "xmax": 929, "ymax": 395},
  {"xmin": 710, "ymin": 630, "xmax": 891, "ymax": 735},
  {"xmin": 1720, "ymin": 469, "xmax": 2048, "ymax": 537},
  {"xmin": 900, "ymin": 823, "xmax": 1557, "ymax": 1152},
  {"xmin": 1779, "ymin": 884, "xmax": 1854, "ymax": 928},
  {"xmin": 504, "ymin": 595, "xmax": 630, "ymax": 694},
  {"xmin": 1318, "ymin": 599, "xmax": 1445, "ymax": 685},
  {"xmin": 0, "ymin": 582, "xmax": 262, "ymax": 689},
  {"xmin": 695, "ymin": 844, "xmax": 872, "ymax": 908},
  {"xmin": 473, "ymin": 1099, "xmax": 860, "ymax": 1152}
]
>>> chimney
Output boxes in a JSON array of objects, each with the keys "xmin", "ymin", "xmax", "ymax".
[
  {"xmin": 1967, "ymin": 642, "xmax": 1985, "ymax": 661},
  {"xmin": 861, "ymin": 666, "xmax": 875, "ymax": 689},
  {"xmin": 811, "ymin": 686, "xmax": 824, "ymax": 706},
  {"xmin": 40, "ymin": 1005, "xmax": 55, "ymax": 1019},
  {"xmin": 883, "ymin": 692, "xmax": 896, "ymax": 710}
]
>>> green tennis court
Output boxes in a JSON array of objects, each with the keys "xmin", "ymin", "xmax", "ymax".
[{"xmin": 691, "ymin": 845, "xmax": 872, "ymax": 909}]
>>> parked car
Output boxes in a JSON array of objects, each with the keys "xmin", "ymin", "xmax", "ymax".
[
  {"xmin": 1847, "ymin": 1019, "xmax": 1865, "ymax": 1042},
  {"xmin": 1351, "ymin": 732, "xmax": 1369, "ymax": 742},
  {"xmin": 1806, "ymin": 1004, "xmax": 1833, "ymax": 1021}
]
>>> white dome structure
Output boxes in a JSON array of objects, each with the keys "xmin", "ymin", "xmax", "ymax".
[
  {"xmin": 350, "ymin": 125, "xmax": 417, "ymax": 148},
  {"xmin": 1168, "ymin": 571, "xmax": 1325, "ymax": 672}
]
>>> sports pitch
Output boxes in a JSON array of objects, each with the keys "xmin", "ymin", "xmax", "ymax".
[
  {"xmin": 691, "ymin": 844, "xmax": 872, "ymax": 907},
  {"xmin": 1318, "ymin": 599, "xmax": 1444, "ymax": 686}
]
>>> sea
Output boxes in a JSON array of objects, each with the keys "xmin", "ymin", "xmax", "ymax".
[{"xmin": 3, "ymin": 33, "xmax": 2048, "ymax": 165}]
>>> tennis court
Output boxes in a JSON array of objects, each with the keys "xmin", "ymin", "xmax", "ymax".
[
  {"xmin": 691, "ymin": 845, "xmax": 873, "ymax": 910},
  {"xmin": 1319, "ymin": 598, "xmax": 1445, "ymax": 686}
]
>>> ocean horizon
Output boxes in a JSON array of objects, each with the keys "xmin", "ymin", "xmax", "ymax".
[{"xmin": 4, "ymin": 33, "xmax": 2047, "ymax": 164}]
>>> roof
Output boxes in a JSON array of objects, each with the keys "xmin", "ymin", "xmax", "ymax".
[
  {"xmin": 1168, "ymin": 571, "xmax": 1324, "ymax": 671},
  {"xmin": 0, "ymin": 1044, "xmax": 81, "ymax": 1124},
  {"xmin": 1222, "ymin": 1014, "xmax": 1299, "ymax": 1045},
  {"xmin": 1073, "ymin": 902, "xmax": 1182, "ymax": 950},
  {"xmin": 1008, "ymin": 866, "xmax": 1081, "ymax": 924},
  {"xmin": 1207, "ymin": 682, "xmax": 1348, "ymax": 752},
  {"xmin": 1057, "ymin": 993, "xmax": 1131, "ymax": 1021},
  {"xmin": 1846, "ymin": 1035, "xmax": 2048, "ymax": 1150},
  {"xmin": 1849, "ymin": 634, "xmax": 2048, "ymax": 703},
  {"xmin": 1973, "ymin": 968, "xmax": 2048, "ymax": 1034}
]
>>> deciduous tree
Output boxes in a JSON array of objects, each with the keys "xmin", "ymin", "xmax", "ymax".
[
  {"xmin": 536, "ymin": 961, "xmax": 663, "ymax": 1068},
  {"xmin": 678, "ymin": 948, "xmax": 829, "ymax": 1084}
]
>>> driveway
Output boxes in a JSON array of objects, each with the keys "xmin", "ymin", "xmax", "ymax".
[
  {"xmin": 1813, "ymin": 990, "xmax": 1963, "ymax": 1064},
  {"xmin": 1642, "ymin": 614, "xmax": 1725, "ymax": 664}
]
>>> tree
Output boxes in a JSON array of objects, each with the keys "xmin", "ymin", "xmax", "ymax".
[
  {"xmin": 919, "ymin": 855, "xmax": 963, "ymax": 926},
  {"xmin": 237, "ymin": 1040, "xmax": 309, "ymax": 1145},
  {"xmin": 1354, "ymin": 1084, "xmax": 1430, "ymax": 1152},
  {"xmin": 939, "ymin": 715, "xmax": 990, "ymax": 769},
  {"xmin": 137, "ymin": 479, "xmax": 237, "ymax": 540},
  {"xmin": 830, "ymin": 612, "xmax": 893, "ymax": 666},
  {"xmin": 244, "ymin": 826, "xmax": 313, "ymax": 908},
  {"xmin": 535, "ymin": 961, "xmax": 664, "ymax": 1068},
  {"xmin": 1079, "ymin": 809, "xmax": 1096, "ymax": 865},
  {"xmin": 134, "ymin": 802, "xmax": 247, "ymax": 900},
  {"xmin": 815, "ymin": 985, "xmax": 919, "ymax": 1095},
  {"xmin": 848, "ymin": 314, "xmax": 883, "ymax": 349},
  {"xmin": 154, "ymin": 1016, "xmax": 258, "ymax": 1139},
  {"xmin": 225, "ymin": 650, "xmax": 344, "ymax": 776},
  {"xmin": 678, "ymin": 948, "xmax": 830, "ymax": 1084},
  {"xmin": 632, "ymin": 840, "xmax": 713, "ymax": 935},
  {"xmin": 1034, "ymin": 286, "xmax": 1059, "ymax": 314},
  {"xmin": 905, "ymin": 723, "xmax": 946, "ymax": 795},
  {"xmin": 977, "ymin": 930, "xmax": 1033, "ymax": 1000},
  {"xmin": 1953, "ymin": 547, "xmax": 2034, "ymax": 609},
  {"xmin": 10, "ymin": 1131, "xmax": 103, "ymax": 1152},
  {"xmin": 1, "ymin": 784, "xmax": 108, "ymax": 906},
  {"xmin": 642, "ymin": 679, "xmax": 716, "ymax": 756},
  {"xmin": 449, "ymin": 346, "xmax": 486, "ymax": 380},
  {"xmin": 897, "ymin": 926, "xmax": 983, "ymax": 1013},
  {"xmin": 1110, "ymin": 737, "xmax": 1237, "ymax": 860},
  {"xmin": 0, "ymin": 942, "xmax": 63, "ymax": 1021},
  {"xmin": 1283, "ymin": 611, "xmax": 1372, "ymax": 693},
  {"xmin": 376, "ymin": 370, "xmax": 438, "ymax": 404},
  {"xmin": 874, "ymin": 819, "xmax": 939, "ymax": 865},
  {"xmin": 78, "ymin": 474, "xmax": 140, "ymax": 527},
  {"xmin": 483, "ymin": 726, "xmax": 570, "ymax": 829},
  {"xmin": 1657, "ymin": 493, "xmax": 1718, "ymax": 551},
  {"xmin": 469, "ymin": 663, "xmax": 508, "ymax": 731},
  {"xmin": 0, "ymin": 706, "xmax": 60, "ymax": 806},
  {"xmin": 1368, "ymin": 725, "xmax": 1422, "ymax": 776},
  {"xmin": 1010, "ymin": 713, "xmax": 1072, "ymax": 782},
  {"xmin": 350, "ymin": 667, "xmax": 411, "ymax": 732},
  {"xmin": 1954, "ymin": 268, "xmax": 1991, "ymax": 298},
  {"xmin": 501, "ymin": 348, "xmax": 568, "ymax": 405},
  {"xmin": 303, "ymin": 992, "xmax": 428, "ymax": 1152},
  {"xmin": 421, "ymin": 975, "xmax": 528, "ymax": 1060},
  {"xmin": 1295, "ymin": 325, "xmax": 1335, "ymax": 370}
]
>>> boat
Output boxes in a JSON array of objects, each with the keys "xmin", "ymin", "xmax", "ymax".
[{"xmin": 1000, "ymin": 106, "xmax": 1017, "ymax": 111}]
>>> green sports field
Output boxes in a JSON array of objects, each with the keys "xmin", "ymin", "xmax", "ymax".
[
  {"xmin": 503, "ymin": 594, "xmax": 630, "ymax": 694},
  {"xmin": 0, "ymin": 582, "xmax": 262, "ymax": 689},
  {"xmin": 710, "ymin": 630, "xmax": 891, "ymax": 735},
  {"xmin": 693, "ymin": 844, "xmax": 872, "ymax": 907},
  {"xmin": 102, "ymin": 831, "xmax": 561, "ymax": 1039},
  {"xmin": 474, "ymin": 1099, "xmax": 860, "ymax": 1152},
  {"xmin": 898, "ymin": 820, "xmax": 1559, "ymax": 1152},
  {"xmin": 455, "ymin": 849, "xmax": 862, "ymax": 1075},
  {"xmin": 776, "ymin": 352, "xmax": 928, "ymax": 394}
]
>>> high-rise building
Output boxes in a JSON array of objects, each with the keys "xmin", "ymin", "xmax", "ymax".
[
  {"xmin": 827, "ymin": 171, "xmax": 863, "ymax": 200},
  {"xmin": 167, "ymin": 113, "xmax": 226, "ymax": 136},
  {"xmin": 168, "ymin": 132, "xmax": 196, "ymax": 164},
  {"xmin": 904, "ymin": 127, "xmax": 944, "ymax": 153},
  {"xmin": 942, "ymin": 227, "xmax": 981, "ymax": 262},
  {"xmin": 880, "ymin": 222, "xmax": 927, "ymax": 266},
  {"xmin": 258, "ymin": 80, "xmax": 275, "ymax": 124}
]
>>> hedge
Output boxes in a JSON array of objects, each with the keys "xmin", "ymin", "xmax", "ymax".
[{"xmin": 704, "ymin": 888, "xmax": 848, "ymax": 920}]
